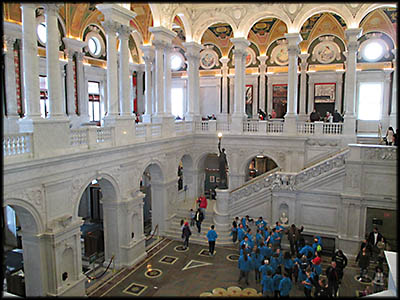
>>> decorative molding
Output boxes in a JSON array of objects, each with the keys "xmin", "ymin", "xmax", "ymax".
[{"xmin": 362, "ymin": 147, "xmax": 397, "ymax": 161}]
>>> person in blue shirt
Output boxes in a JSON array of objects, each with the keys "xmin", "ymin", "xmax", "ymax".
[
  {"xmin": 279, "ymin": 271, "xmax": 292, "ymax": 297},
  {"xmin": 237, "ymin": 224, "xmax": 246, "ymax": 245},
  {"xmin": 240, "ymin": 217, "xmax": 247, "ymax": 230},
  {"xmin": 275, "ymin": 221, "xmax": 285, "ymax": 248},
  {"xmin": 206, "ymin": 225, "xmax": 218, "ymax": 256},
  {"xmin": 255, "ymin": 229, "xmax": 264, "ymax": 247},
  {"xmin": 264, "ymin": 243, "xmax": 274, "ymax": 260},
  {"xmin": 298, "ymin": 255, "xmax": 310, "ymax": 283},
  {"xmin": 299, "ymin": 242, "xmax": 314, "ymax": 260},
  {"xmin": 261, "ymin": 270, "xmax": 274, "ymax": 297},
  {"xmin": 270, "ymin": 253, "xmax": 279, "ymax": 274},
  {"xmin": 251, "ymin": 246, "xmax": 263, "ymax": 283},
  {"xmin": 238, "ymin": 253, "xmax": 252, "ymax": 285},
  {"xmin": 263, "ymin": 227, "xmax": 270, "ymax": 242},
  {"xmin": 259, "ymin": 259, "xmax": 274, "ymax": 279},
  {"xmin": 275, "ymin": 248, "xmax": 283, "ymax": 267},
  {"xmin": 272, "ymin": 267, "xmax": 283, "ymax": 297},
  {"xmin": 245, "ymin": 228, "xmax": 254, "ymax": 249},
  {"xmin": 283, "ymin": 251, "xmax": 294, "ymax": 280},
  {"xmin": 240, "ymin": 236, "xmax": 251, "ymax": 255},
  {"xmin": 268, "ymin": 228, "xmax": 281, "ymax": 251},
  {"xmin": 229, "ymin": 219, "xmax": 238, "ymax": 243},
  {"xmin": 256, "ymin": 216, "xmax": 267, "ymax": 230},
  {"xmin": 302, "ymin": 269, "xmax": 313, "ymax": 297},
  {"xmin": 293, "ymin": 253, "xmax": 302, "ymax": 283},
  {"xmin": 312, "ymin": 236, "xmax": 323, "ymax": 255}
]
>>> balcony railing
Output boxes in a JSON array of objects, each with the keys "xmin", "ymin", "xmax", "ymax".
[
  {"xmin": 4, "ymin": 119, "xmax": 346, "ymax": 162},
  {"xmin": 3, "ymin": 133, "xmax": 32, "ymax": 158}
]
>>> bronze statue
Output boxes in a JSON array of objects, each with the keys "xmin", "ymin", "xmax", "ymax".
[{"xmin": 218, "ymin": 136, "xmax": 228, "ymax": 189}]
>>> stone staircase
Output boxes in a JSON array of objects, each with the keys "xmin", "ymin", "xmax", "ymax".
[{"xmin": 162, "ymin": 201, "xmax": 233, "ymax": 246}]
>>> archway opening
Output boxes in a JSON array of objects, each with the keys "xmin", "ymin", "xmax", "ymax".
[
  {"xmin": 202, "ymin": 153, "xmax": 219, "ymax": 199},
  {"xmin": 245, "ymin": 155, "xmax": 278, "ymax": 182},
  {"xmin": 78, "ymin": 179, "xmax": 105, "ymax": 278},
  {"xmin": 140, "ymin": 171, "xmax": 152, "ymax": 237}
]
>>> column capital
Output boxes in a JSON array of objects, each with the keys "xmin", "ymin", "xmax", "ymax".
[
  {"xmin": 42, "ymin": 3, "xmax": 63, "ymax": 15},
  {"xmin": 183, "ymin": 41, "xmax": 203, "ymax": 59},
  {"xmin": 64, "ymin": 48, "xmax": 75, "ymax": 59},
  {"xmin": 299, "ymin": 53, "xmax": 309, "ymax": 70},
  {"xmin": 257, "ymin": 55, "xmax": 268, "ymax": 65},
  {"xmin": 96, "ymin": 4, "xmax": 136, "ymax": 26},
  {"xmin": 20, "ymin": 3, "xmax": 38, "ymax": 10},
  {"xmin": 140, "ymin": 44, "xmax": 155, "ymax": 62},
  {"xmin": 149, "ymin": 26, "xmax": 177, "ymax": 44},
  {"xmin": 284, "ymin": 32, "xmax": 302, "ymax": 46},
  {"xmin": 62, "ymin": 37, "xmax": 86, "ymax": 53},
  {"xmin": 220, "ymin": 56, "xmax": 230, "ymax": 65},
  {"xmin": 117, "ymin": 24, "xmax": 132, "ymax": 40},
  {"xmin": 230, "ymin": 37, "xmax": 250, "ymax": 53},
  {"xmin": 101, "ymin": 20, "xmax": 120, "ymax": 35},
  {"xmin": 4, "ymin": 35, "xmax": 17, "ymax": 48},
  {"xmin": 345, "ymin": 28, "xmax": 362, "ymax": 51}
]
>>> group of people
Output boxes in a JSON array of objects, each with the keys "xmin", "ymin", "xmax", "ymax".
[
  {"xmin": 232, "ymin": 216, "xmax": 346, "ymax": 297},
  {"xmin": 355, "ymin": 227, "xmax": 388, "ymax": 292},
  {"xmin": 258, "ymin": 109, "xmax": 278, "ymax": 120},
  {"xmin": 309, "ymin": 109, "xmax": 344, "ymax": 123},
  {"xmin": 181, "ymin": 194, "xmax": 218, "ymax": 256}
]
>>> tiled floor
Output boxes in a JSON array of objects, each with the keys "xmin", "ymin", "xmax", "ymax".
[{"xmin": 88, "ymin": 237, "xmax": 388, "ymax": 297}]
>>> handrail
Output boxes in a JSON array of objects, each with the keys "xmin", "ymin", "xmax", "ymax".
[
  {"xmin": 85, "ymin": 255, "xmax": 114, "ymax": 282},
  {"xmin": 230, "ymin": 167, "xmax": 281, "ymax": 193},
  {"xmin": 146, "ymin": 224, "xmax": 159, "ymax": 241},
  {"xmin": 302, "ymin": 147, "xmax": 349, "ymax": 170}
]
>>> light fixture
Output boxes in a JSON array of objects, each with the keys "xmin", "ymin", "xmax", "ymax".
[
  {"xmin": 218, "ymin": 132, "xmax": 223, "ymax": 139},
  {"xmin": 256, "ymin": 155, "xmax": 264, "ymax": 158}
]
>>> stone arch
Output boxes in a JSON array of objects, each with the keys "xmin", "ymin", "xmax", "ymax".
[
  {"xmin": 148, "ymin": 3, "xmax": 162, "ymax": 27},
  {"xmin": 239, "ymin": 12, "xmax": 291, "ymax": 39},
  {"xmin": 173, "ymin": 9, "xmax": 193, "ymax": 42},
  {"xmin": 130, "ymin": 30, "xmax": 144, "ymax": 63},
  {"xmin": 3, "ymin": 198, "xmax": 44, "ymax": 234},
  {"xmin": 192, "ymin": 16, "xmax": 238, "ymax": 44},
  {"xmin": 141, "ymin": 159, "xmax": 165, "ymax": 184},
  {"xmin": 240, "ymin": 151, "xmax": 281, "ymax": 177},
  {"xmin": 354, "ymin": 3, "xmax": 397, "ymax": 28},
  {"xmin": 3, "ymin": 199, "xmax": 46, "ymax": 296},
  {"xmin": 73, "ymin": 171, "xmax": 121, "ymax": 219},
  {"xmin": 292, "ymin": 5, "xmax": 353, "ymax": 33}
]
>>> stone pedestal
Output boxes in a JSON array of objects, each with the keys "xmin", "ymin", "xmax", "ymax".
[{"xmin": 213, "ymin": 188, "xmax": 232, "ymax": 244}]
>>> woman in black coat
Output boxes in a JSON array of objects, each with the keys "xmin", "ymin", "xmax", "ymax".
[{"xmin": 182, "ymin": 222, "xmax": 192, "ymax": 249}]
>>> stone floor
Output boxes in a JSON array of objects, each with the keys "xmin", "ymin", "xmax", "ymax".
[{"xmin": 87, "ymin": 237, "xmax": 389, "ymax": 297}]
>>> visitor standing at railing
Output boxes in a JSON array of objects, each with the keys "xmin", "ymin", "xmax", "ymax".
[
  {"xmin": 385, "ymin": 126, "xmax": 395, "ymax": 145},
  {"xmin": 324, "ymin": 111, "xmax": 333, "ymax": 123},
  {"xmin": 309, "ymin": 109, "xmax": 321, "ymax": 122},
  {"xmin": 332, "ymin": 109, "xmax": 343, "ymax": 123}
]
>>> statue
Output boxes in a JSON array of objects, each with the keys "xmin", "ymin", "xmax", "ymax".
[
  {"xmin": 280, "ymin": 211, "xmax": 288, "ymax": 225},
  {"xmin": 218, "ymin": 133, "xmax": 228, "ymax": 189}
]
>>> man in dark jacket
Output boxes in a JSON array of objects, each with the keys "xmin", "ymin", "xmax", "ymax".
[
  {"xmin": 326, "ymin": 261, "xmax": 339, "ymax": 297},
  {"xmin": 332, "ymin": 109, "xmax": 343, "ymax": 122},
  {"xmin": 310, "ymin": 109, "xmax": 321, "ymax": 122},
  {"xmin": 367, "ymin": 227, "xmax": 384, "ymax": 261},
  {"xmin": 332, "ymin": 249, "xmax": 348, "ymax": 284},
  {"xmin": 195, "ymin": 208, "xmax": 204, "ymax": 233},
  {"xmin": 182, "ymin": 222, "xmax": 191, "ymax": 249},
  {"xmin": 286, "ymin": 224, "xmax": 304, "ymax": 256}
]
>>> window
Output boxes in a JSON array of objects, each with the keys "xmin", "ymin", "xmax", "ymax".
[
  {"xmin": 88, "ymin": 36, "xmax": 102, "ymax": 57},
  {"xmin": 360, "ymin": 38, "xmax": 387, "ymax": 62},
  {"xmin": 171, "ymin": 54, "xmax": 183, "ymax": 71},
  {"xmin": 37, "ymin": 21, "xmax": 47, "ymax": 44},
  {"xmin": 39, "ymin": 75, "xmax": 49, "ymax": 117},
  {"xmin": 6, "ymin": 206, "xmax": 17, "ymax": 237},
  {"xmin": 357, "ymin": 82, "xmax": 383, "ymax": 120},
  {"xmin": 171, "ymin": 87, "xmax": 184, "ymax": 119},
  {"xmin": 88, "ymin": 81, "xmax": 101, "ymax": 125}
]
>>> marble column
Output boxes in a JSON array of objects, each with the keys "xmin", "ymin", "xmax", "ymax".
[
  {"xmin": 163, "ymin": 44, "xmax": 173, "ymax": 116},
  {"xmin": 102, "ymin": 20, "xmax": 120, "ymax": 120},
  {"xmin": 343, "ymin": 28, "xmax": 362, "ymax": 135},
  {"xmin": 140, "ymin": 45, "xmax": 154, "ymax": 123},
  {"xmin": 117, "ymin": 24, "xmax": 133, "ymax": 117},
  {"xmin": 183, "ymin": 41, "xmax": 203, "ymax": 121},
  {"xmin": 4, "ymin": 35, "xmax": 20, "ymax": 133},
  {"xmin": 230, "ymin": 37, "xmax": 250, "ymax": 132},
  {"xmin": 20, "ymin": 3, "xmax": 41, "ymax": 121},
  {"xmin": 266, "ymin": 74, "xmax": 274, "ymax": 115},
  {"xmin": 64, "ymin": 48, "xmax": 76, "ymax": 117},
  {"xmin": 44, "ymin": 4, "xmax": 66, "ymax": 119},
  {"xmin": 335, "ymin": 70, "xmax": 344, "ymax": 114},
  {"xmin": 389, "ymin": 49, "xmax": 397, "ymax": 130},
  {"xmin": 298, "ymin": 53, "xmax": 309, "ymax": 121},
  {"xmin": 75, "ymin": 52, "xmax": 88, "ymax": 123},
  {"xmin": 152, "ymin": 39, "xmax": 165, "ymax": 116},
  {"xmin": 219, "ymin": 57, "xmax": 230, "ymax": 119},
  {"xmin": 283, "ymin": 33, "xmax": 302, "ymax": 134},
  {"xmin": 381, "ymin": 69, "xmax": 393, "ymax": 130},
  {"xmin": 257, "ymin": 55, "xmax": 268, "ymax": 113}
]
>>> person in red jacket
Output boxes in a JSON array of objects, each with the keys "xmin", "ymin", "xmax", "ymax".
[{"xmin": 197, "ymin": 194, "xmax": 208, "ymax": 219}]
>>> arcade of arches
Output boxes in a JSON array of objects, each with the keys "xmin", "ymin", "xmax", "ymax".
[{"xmin": 2, "ymin": 2, "xmax": 397, "ymax": 297}]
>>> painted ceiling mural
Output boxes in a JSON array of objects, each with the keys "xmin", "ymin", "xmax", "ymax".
[{"xmin": 3, "ymin": 3, "xmax": 397, "ymax": 66}]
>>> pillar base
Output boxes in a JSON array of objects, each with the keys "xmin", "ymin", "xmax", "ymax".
[
  {"xmin": 18, "ymin": 117, "xmax": 70, "ymax": 158},
  {"xmin": 283, "ymin": 113, "xmax": 298, "ymax": 134}
]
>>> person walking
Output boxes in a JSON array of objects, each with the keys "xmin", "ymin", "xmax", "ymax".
[
  {"xmin": 385, "ymin": 126, "xmax": 395, "ymax": 145},
  {"xmin": 356, "ymin": 247, "xmax": 370, "ymax": 282},
  {"xmin": 261, "ymin": 270, "xmax": 274, "ymax": 297},
  {"xmin": 194, "ymin": 208, "xmax": 204, "ymax": 233},
  {"xmin": 302, "ymin": 270, "xmax": 313, "ymax": 297},
  {"xmin": 197, "ymin": 194, "xmax": 208, "ymax": 218},
  {"xmin": 251, "ymin": 246, "xmax": 263, "ymax": 283},
  {"xmin": 206, "ymin": 225, "xmax": 218, "ymax": 256},
  {"xmin": 230, "ymin": 220, "xmax": 238, "ymax": 243},
  {"xmin": 283, "ymin": 251, "xmax": 294, "ymax": 280},
  {"xmin": 367, "ymin": 227, "xmax": 384, "ymax": 262},
  {"xmin": 189, "ymin": 209, "xmax": 195, "ymax": 227},
  {"xmin": 286, "ymin": 224, "xmax": 304, "ymax": 256},
  {"xmin": 272, "ymin": 267, "xmax": 283, "ymax": 297},
  {"xmin": 238, "ymin": 253, "xmax": 252, "ymax": 286},
  {"xmin": 326, "ymin": 261, "xmax": 339, "ymax": 297},
  {"xmin": 181, "ymin": 222, "xmax": 191, "ymax": 249},
  {"xmin": 332, "ymin": 249, "xmax": 347, "ymax": 284}
]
